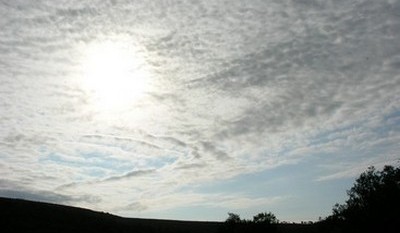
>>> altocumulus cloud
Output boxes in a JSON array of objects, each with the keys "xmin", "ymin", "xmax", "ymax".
[{"xmin": 0, "ymin": 0, "xmax": 400, "ymax": 221}]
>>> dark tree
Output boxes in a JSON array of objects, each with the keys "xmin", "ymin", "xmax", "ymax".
[
  {"xmin": 330, "ymin": 165, "xmax": 400, "ymax": 233},
  {"xmin": 225, "ymin": 212, "xmax": 241, "ymax": 223},
  {"xmin": 253, "ymin": 212, "xmax": 279, "ymax": 224},
  {"xmin": 220, "ymin": 212, "xmax": 278, "ymax": 233},
  {"xmin": 252, "ymin": 212, "xmax": 279, "ymax": 233}
]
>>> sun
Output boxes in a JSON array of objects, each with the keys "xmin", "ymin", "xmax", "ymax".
[{"xmin": 81, "ymin": 41, "xmax": 150, "ymax": 111}]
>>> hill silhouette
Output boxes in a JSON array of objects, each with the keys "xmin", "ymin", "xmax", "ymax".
[
  {"xmin": 2, "ymin": 165, "xmax": 398, "ymax": 233},
  {"xmin": 1, "ymin": 197, "xmax": 318, "ymax": 233},
  {"xmin": 0, "ymin": 197, "xmax": 221, "ymax": 233}
]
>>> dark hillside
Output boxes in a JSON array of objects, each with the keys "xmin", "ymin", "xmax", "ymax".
[
  {"xmin": 0, "ymin": 197, "xmax": 221, "ymax": 233},
  {"xmin": 1, "ymin": 197, "xmax": 323, "ymax": 233}
]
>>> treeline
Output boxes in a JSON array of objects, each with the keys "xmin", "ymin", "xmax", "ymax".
[
  {"xmin": 219, "ymin": 212, "xmax": 279, "ymax": 233},
  {"xmin": 318, "ymin": 164, "xmax": 400, "ymax": 233},
  {"xmin": 222, "ymin": 164, "xmax": 400, "ymax": 233},
  {"xmin": 1, "ymin": 164, "xmax": 398, "ymax": 233}
]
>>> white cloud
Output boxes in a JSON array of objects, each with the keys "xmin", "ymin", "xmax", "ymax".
[{"xmin": 1, "ymin": 0, "xmax": 400, "ymax": 220}]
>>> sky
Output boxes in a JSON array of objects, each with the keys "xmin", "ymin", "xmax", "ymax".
[{"xmin": 0, "ymin": 0, "xmax": 400, "ymax": 222}]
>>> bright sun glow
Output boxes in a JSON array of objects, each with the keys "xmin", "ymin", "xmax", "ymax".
[{"xmin": 82, "ymin": 41, "xmax": 150, "ymax": 111}]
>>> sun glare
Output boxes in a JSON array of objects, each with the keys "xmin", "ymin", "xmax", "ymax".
[{"xmin": 82, "ymin": 41, "xmax": 150, "ymax": 111}]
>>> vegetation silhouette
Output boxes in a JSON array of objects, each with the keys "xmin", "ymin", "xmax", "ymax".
[
  {"xmin": 253, "ymin": 212, "xmax": 279, "ymax": 224},
  {"xmin": 219, "ymin": 211, "xmax": 279, "ymax": 233},
  {"xmin": 1, "ymin": 164, "xmax": 399, "ymax": 233},
  {"xmin": 319, "ymin": 164, "xmax": 400, "ymax": 233},
  {"xmin": 225, "ymin": 212, "xmax": 241, "ymax": 224}
]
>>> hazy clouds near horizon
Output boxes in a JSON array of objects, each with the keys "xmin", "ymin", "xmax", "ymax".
[{"xmin": 1, "ymin": 0, "xmax": 399, "ymax": 221}]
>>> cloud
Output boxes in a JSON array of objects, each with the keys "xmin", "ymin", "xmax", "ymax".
[
  {"xmin": 56, "ymin": 168, "xmax": 156, "ymax": 191},
  {"xmin": 211, "ymin": 195, "xmax": 286, "ymax": 210},
  {"xmin": 103, "ymin": 169, "xmax": 156, "ymax": 182},
  {"xmin": 115, "ymin": 191, "xmax": 285, "ymax": 216},
  {"xmin": 1, "ymin": 0, "xmax": 400, "ymax": 221},
  {"xmin": 316, "ymin": 154, "xmax": 400, "ymax": 182},
  {"xmin": 119, "ymin": 201, "xmax": 148, "ymax": 212},
  {"xmin": 199, "ymin": 141, "xmax": 231, "ymax": 161},
  {"xmin": 176, "ymin": 163, "xmax": 207, "ymax": 170},
  {"xmin": 0, "ymin": 184, "xmax": 100, "ymax": 205}
]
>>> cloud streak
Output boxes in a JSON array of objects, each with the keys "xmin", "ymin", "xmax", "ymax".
[{"xmin": 1, "ymin": 0, "xmax": 399, "ymax": 221}]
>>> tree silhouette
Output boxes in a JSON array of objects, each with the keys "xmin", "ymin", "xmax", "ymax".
[
  {"xmin": 221, "ymin": 212, "xmax": 278, "ymax": 233},
  {"xmin": 330, "ymin": 165, "xmax": 400, "ymax": 233},
  {"xmin": 253, "ymin": 212, "xmax": 278, "ymax": 224},
  {"xmin": 225, "ymin": 213, "xmax": 242, "ymax": 223},
  {"xmin": 220, "ymin": 213, "xmax": 241, "ymax": 233},
  {"xmin": 225, "ymin": 212, "xmax": 241, "ymax": 223}
]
